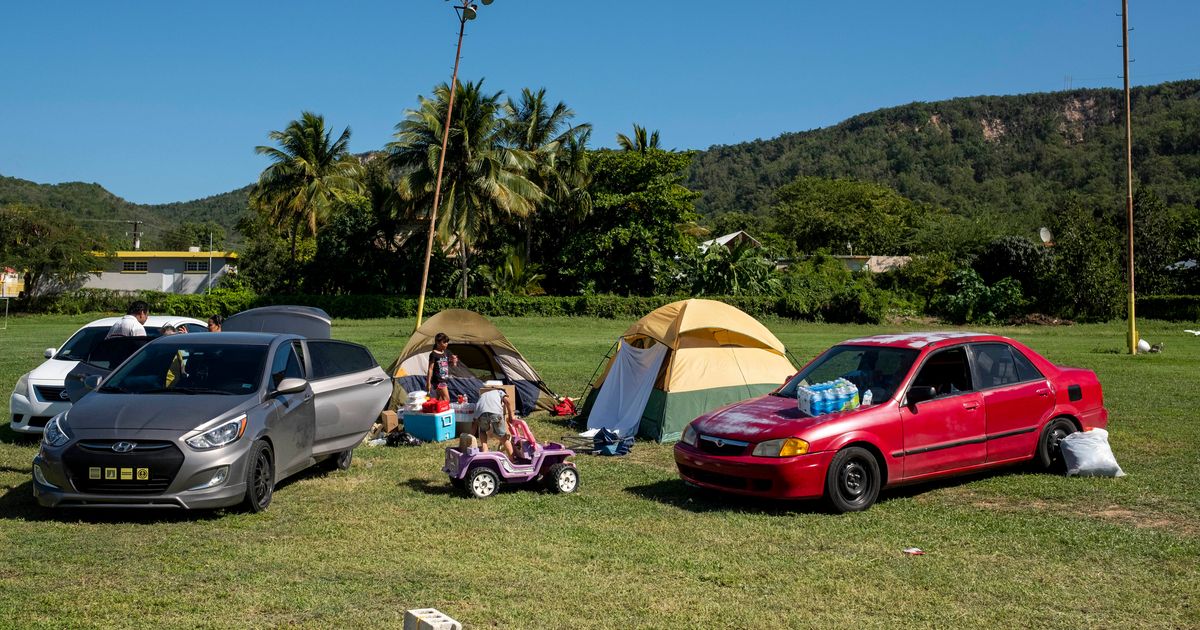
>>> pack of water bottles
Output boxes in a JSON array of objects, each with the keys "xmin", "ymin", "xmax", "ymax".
[{"xmin": 797, "ymin": 378, "xmax": 860, "ymax": 416}]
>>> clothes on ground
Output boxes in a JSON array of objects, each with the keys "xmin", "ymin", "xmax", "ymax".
[
  {"xmin": 477, "ymin": 412, "xmax": 507, "ymax": 437},
  {"xmin": 106, "ymin": 315, "xmax": 146, "ymax": 339}
]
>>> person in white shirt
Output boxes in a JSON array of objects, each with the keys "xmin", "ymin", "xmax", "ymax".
[
  {"xmin": 473, "ymin": 389, "xmax": 514, "ymax": 458},
  {"xmin": 106, "ymin": 301, "xmax": 149, "ymax": 339}
]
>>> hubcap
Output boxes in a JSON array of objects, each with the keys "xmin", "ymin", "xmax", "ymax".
[
  {"xmin": 558, "ymin": 469, "xmax": 578, "ymax": 492},
  {"xmin": 472, "ymin": 473, "xmax": 495, "ymax": 496},
  {"xmin": 841, "ymin": 461, "xmax": 867, "ymax": 499}
]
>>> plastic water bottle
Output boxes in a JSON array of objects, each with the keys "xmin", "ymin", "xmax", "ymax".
[{"xmin": 861, "ymin": 389, "xmax": 874, "ymax": 406}]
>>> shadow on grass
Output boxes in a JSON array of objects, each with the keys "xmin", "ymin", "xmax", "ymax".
[
  {"xmin": 0, "ymin": 423, "xmax": 40, "ymax": 447},
  {"xmin": 629, "ymin": 467, "xmax": 1034, "ymax": 516},
  {"xmin": 0, "ymin": 479, "xmax": 226, "ymax": 524},
  {"xmin": 403, "ymin": 477, "xmax": 459, "ymax": 497}
]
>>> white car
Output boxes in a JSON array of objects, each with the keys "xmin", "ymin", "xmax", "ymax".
[{"xmin": 9, "ymin": 315, "xmax": 207, "ymax": 434}]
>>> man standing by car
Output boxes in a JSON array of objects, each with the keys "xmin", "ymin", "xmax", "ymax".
[{"xmin": 106, "ymin": 300, "xmax": 149, "ymax": 339}]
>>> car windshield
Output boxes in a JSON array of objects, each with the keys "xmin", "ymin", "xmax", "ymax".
[
  {"xmin": 56, "ymin": 325, "xmax": 177, "ymax": 361},
  {"xmin": 100, "ymin": 342, "xmax": 268, "ymax": 395},
  {"xmin": 776, "ymin": 345, "xmax": 919, "ymax": 403}
]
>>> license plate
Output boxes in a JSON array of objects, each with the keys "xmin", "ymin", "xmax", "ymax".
[{"xmin": 91, "ymin": 466, "xmax": 150, "ymax": 480}]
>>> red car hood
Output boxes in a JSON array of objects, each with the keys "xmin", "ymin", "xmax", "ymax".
[{"xmin": 691, "ymin": 394, "xmax": 861, "ymax": 442}]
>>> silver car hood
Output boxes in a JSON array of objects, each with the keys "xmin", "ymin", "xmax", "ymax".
[{"xmin": 64, "ymin": 393, "xmax": 258, "ymax": 433}]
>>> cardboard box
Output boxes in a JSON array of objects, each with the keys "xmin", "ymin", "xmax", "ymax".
[{"xmin": 380, "ymin": 410, "xmax": 399, "ymax": 433}]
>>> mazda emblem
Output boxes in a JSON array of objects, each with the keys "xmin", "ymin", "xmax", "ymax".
[
  {"xmin": 112, "ymin": 442, "xmax": 136, "ymax": 453},
  {"xmin": 715, "ymin": 439, "xmax": 725, "ymax": 448}
]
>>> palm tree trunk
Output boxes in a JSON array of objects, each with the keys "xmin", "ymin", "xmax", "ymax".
[
  {"xmin": 525, "ymin": 218, "xmax": 532, "ymax": 262},
  {"xmin": 460, "ymin": 240, "xmax": 469, "ymax": 299}
]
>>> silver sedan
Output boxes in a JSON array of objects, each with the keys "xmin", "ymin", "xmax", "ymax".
[{"xmin": 32, "ymin": 332, "xmax": 391, "ymax": 511}]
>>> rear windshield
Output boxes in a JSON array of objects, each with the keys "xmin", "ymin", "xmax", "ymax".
[{"xmin": 100, "ymin": 342, "xmax": 268, "ymax": 395}]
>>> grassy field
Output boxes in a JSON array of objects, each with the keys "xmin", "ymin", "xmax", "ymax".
[{"xmin": 1, "ymin": 313, "xmax": 1197, "ymax": 629}]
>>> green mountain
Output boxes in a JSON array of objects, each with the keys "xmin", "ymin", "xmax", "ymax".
[
  {"xmin": 686, "ymin": 80, "xmax": 1200, "ymax": 222},
  {"xmin": 0, "ymin": 176, "xmax": 250, "ymax": 249}
]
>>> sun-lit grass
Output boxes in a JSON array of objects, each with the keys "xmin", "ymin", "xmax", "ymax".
[{"xmin": 1, "ymin": 313, "xmax": 1197, "ymax": 628}]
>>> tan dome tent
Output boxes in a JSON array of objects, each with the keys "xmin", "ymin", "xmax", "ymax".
[
  {"xmin": 388, "ymin": 309, "xmax": 557, "ymax": 416},
  {"xmin": 580, "ymin": 299, "xmax": 796, "ymax": 443}
]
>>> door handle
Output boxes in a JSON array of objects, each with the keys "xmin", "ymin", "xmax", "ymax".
[
  {"xmin": 365, "ymin": 377, "xmax": 387, "ymax": 386},
  {"xmin": 962, "ymin": 402, "xmax": 979, "ymax": 411},
  {"xmin": 1035, "ymin": 388, "xmax": 1051, "ymax": 397}
]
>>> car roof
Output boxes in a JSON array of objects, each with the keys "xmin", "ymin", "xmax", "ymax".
[
  {"xmin": 146, "ymin": 331, "xmax": 296, "ymax": 346},
  {"xmin": 82, "ymin": 315, "xmax": 206, "ymax": 328},
  {"xmin": 840, "ymin": 331, "xmax": 1008, "ymax": 350}
]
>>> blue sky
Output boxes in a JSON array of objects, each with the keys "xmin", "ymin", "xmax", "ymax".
[{"xmin": 2, "ymin": 1, "xmax": 1198, "ymax": 204}]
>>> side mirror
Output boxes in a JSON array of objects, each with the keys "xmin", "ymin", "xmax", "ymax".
[
  {"xmin": 906, "ymin": 385, "xmax": 937, "ymax": 406},
  {"xmin": 273, "ymin": 377, "xmax": 308, "ymax": 396},
  {"xmin": 44, "ymin": 348, "xmax": 57, "ymax": 359},
  {"xmin": 83, "ymin": 375, "xmax": 103, "ymax": 391}
]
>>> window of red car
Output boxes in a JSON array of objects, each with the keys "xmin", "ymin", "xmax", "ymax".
[
  {"xmin": 910, "ymin": 346, "xmax": 974, "ymax": 397},
  {"xmin": 969, "ymin": 343, "xmax": 1045, "ymax": 389}
]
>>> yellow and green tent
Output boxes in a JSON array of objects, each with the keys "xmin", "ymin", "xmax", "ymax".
[{"xmin": 581, "ymin": 299, "xmax": 796, "ymax": 443}]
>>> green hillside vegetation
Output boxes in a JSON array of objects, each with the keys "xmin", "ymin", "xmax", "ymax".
[
  {"xmin": 0, "ymin": 175, "xmax": 249, "ymax": 249},
  {"xmin": 687, "ymin": 80, "xmax": 1200, "ymax": 227}
]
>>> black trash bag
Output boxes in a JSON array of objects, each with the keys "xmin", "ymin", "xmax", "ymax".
[
  {"xmin": 386, "ymin": 430, "xmax": 423, "ymax": 447},
  {"xmin": 593, "ymin": 428, "xmax": 634, "ymax": 456}
]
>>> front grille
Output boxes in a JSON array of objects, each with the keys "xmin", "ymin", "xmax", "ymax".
[
  {"xmin": 63, "ymin": 440, "xmax": 185, "ymax": 494},
  {"xmin": 28, "ymin": 416, "xmax": 51, "ymax": 428},
  {"xmin": 679, "ymin": 464, "xmax": 750, "ymax": 491},
  {"xmin": 34, "ymin": 385, "xmax": 67, "ymax": 402},
  {"xmin": 697, "ymin": 435, "xmax": 749, "ymax": 457}
]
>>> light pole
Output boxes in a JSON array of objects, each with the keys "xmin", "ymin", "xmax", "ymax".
[
  {"xmin": 414, "ymin": 0, "xmax": 494, "ymax": 330},
  {"xmin": 1121, "ymin": 0, "xmax": 1137, "ymax": 354}
]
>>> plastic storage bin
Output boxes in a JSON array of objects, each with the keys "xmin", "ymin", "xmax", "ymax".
[{"xmin": 403, "ymin": 410, "xmax": 456, "ymax": 443}]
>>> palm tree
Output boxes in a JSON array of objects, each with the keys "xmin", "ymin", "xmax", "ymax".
[
  {"xmin": 478, "ymin": 245, "xmax": 546, "ymax": 296},
  {"xmin": 387, "ymin": 80, "xmax": 543, "ymax": 298},
  {"xmin": 502, "ymin": 88, "xmax": 593, "ymax": 254},
  {"xmin": 615, "ymin": 123, "xmax": 660, "ymax": 153},
  {"xmin": 251, "ymin": 112, "xmax": 363, "ymax": 276}
]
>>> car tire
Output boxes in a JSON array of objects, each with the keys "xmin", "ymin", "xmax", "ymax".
[
  {"xmin": 546, "ymin": 463, "xmax": 579, "ymax": 494},
  {"xmin": 1035, "ymin": 417, "xmax": 1077, "ymax": 473},
  {"xmin": 466, "ymin": 467, "xmax": 499, "ymax": 499},
  {"xmin": 824, "ymin": 446, "xmax": 881, "ymax": 513},
  {"xmin": 243, "ymin": 440, "xmax": 274, "ymax": 513}
]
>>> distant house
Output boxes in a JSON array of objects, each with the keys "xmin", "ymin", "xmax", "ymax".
[
  {"xmin": 699, "ymin": 230, "xmax": 763, "ymax": 253},
  {"xmin": 83, "ymin": 249, "xmax": 238, "ymax": 294},
  {"xmin": 1, "ymin": 267, "xmax": 23, "ymax": 297},
  {"xmin": 832, "ymin": 255, "xmax": 911, "ymax": 273}
]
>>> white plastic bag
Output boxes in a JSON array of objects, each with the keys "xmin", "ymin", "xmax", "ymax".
[{"xmin": 1060, "ymin": 428, "xmax": 1126, "ymax": 477}]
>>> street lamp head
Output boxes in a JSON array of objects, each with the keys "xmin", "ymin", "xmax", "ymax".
[
  {"xmin": 463, "ymin": 3, "xmax": 478, "ymax": 19},
  {"xmin": 480, "ymin": 0, "xmax": 493, "ymax": 4}
]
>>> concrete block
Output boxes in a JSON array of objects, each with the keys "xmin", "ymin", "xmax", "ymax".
[{"xmin": 403, "ymin": 608, "xmax": 462, "ymax": 630}]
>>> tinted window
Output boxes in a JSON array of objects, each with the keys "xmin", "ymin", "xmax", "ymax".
[
  {"xmin": 182, "ymin": 323, "xmax": 208, "ymax": 334},
  {"xmin": 307, "ymin": 341, "xmax": 378, "ymax": 380},
  {"xmin": 911, "ymin": 346, "xmax": 974, "ymax": 397},
  {"xmin": 102, "ymin": 342, "xmax": 267, "ymax": 395},
  {"xmin": 270, "ymin": 344, "xmax": 305, "ymax": 387},
  {"xmin": 778, "ymin": 345, "xmax": 919, "ymax": 403},
  {"xmin": 55, "ymin": 327, "xmax": 111, "ymax": 361},
  {"xmin": 85, "ymin": 337, "xmax": 153, "ymax": 369},
  {"xmin": 1012, "ymin": 347, "xmax": 1044, "ymax": 382}
]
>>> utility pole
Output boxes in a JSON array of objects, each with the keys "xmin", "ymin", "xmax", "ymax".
[
  {"xmin": 1121, "ymin": 0, "xmax": 1137, "ymax": 354},
  {"xmin": 207, "ymin": 230, "xmax": 213, "ymax": 294},
  {"xmin": 127, "ymin": 220, "xmax": 143, "ymax": 251}
]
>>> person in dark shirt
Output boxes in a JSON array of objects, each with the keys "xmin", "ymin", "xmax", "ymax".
[{"xmin": 426, "ymin": 332, "xmax": 458, "ymax": 401}]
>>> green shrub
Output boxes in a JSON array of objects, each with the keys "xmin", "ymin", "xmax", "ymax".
[{"xmin": 1138, "ymin": 295, "xmax": 1200, "ymax": 321}]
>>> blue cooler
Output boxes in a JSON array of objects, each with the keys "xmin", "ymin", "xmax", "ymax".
[{"xmin": 403, "ymin": 410, "xmax": 456, "ymax": 443}]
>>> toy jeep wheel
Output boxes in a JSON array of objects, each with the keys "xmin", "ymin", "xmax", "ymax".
[
  {"xmin": 466, "ymin": 467, "xmax": 499, "ymax": 499},
  {"xmin": 547, "ymin": 463, "xmax": 579, "ymax": 494}
]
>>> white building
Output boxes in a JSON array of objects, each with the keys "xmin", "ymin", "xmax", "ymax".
[{"xmin": 83, "ymin": 250, "xmax": 238, "ymax": 294}]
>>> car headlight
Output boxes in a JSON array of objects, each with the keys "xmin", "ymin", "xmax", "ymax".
[
  {"xmin": 43, "ymin": 413, "xmax": 71, "ymax": 447},
  {"xmin": 681, "ymin": 424, "xmax": 698, "ymax": 446},
  {"xmin": 751, "ymin": 437, "xmax": 809, "ymax": 457},
  {"xmin": 185, "ymin": 414, "xmax": 247, "ymax": 450},
  {"xmin": 14, "ymin": 373, "xmax": 30, "ymax": 398}
]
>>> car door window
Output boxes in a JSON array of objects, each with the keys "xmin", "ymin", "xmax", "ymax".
[
  {"xmin": 307, "ymin": 341, "xmax": 378, "ymax": 380},
  {"xmin": 270, "ymin": 344, "xmax": 305, "ymax": 388},
  {"xmin": 911, "ymin": 346, "xmax": 973, "ymax": 398}
]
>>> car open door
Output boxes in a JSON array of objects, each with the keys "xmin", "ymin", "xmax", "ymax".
[{"xmin": 303, "ymin": 340, "xmax": 391, "ymax": 456}]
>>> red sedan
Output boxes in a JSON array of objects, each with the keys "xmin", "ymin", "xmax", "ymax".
[{"xmin": 674, "ymin": 332, "xmax": 1108, "ymax": 512}]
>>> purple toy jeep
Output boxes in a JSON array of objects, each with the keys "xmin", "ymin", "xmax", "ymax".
[{"xmin": 443, "ymin": 418, "xmax": 579, "ymax": 498}]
